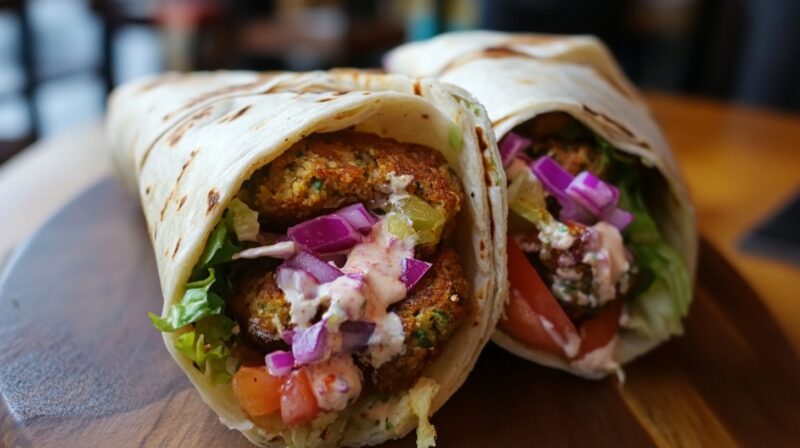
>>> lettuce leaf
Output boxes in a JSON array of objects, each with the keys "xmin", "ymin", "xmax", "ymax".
[
  {"xmin": 196, "ymin": 219, "xmax": 240, "ymax": 273},
  {"xmin": 149, "ymin": 205, "xmax": 250, "ymax": 384},
  {"xmin": 175, "ymin": 314, "xmax": 237, "ymax": 384},
  {"xmin": 614, "ymin": 154, "xmax": 692, "ymax": 338},
  {"xmin": 228, "ymin": 198, "xmax": 260, "ymax": 242},
  {"xmin": 625, "ymin": 244, "xmax": 691, "ymax": 337},
  {"xmin": 149, "ymin": 269, "xmax": 223, "ymax": 332}
]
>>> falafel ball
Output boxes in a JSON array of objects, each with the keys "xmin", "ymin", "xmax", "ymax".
[
  {"xmin": 239, "ymin": 131, "xmax": 463, "ymax": 230},
  {"xmin": 366, "ymin": 248, "xmax": 469, "ymax": 392}
]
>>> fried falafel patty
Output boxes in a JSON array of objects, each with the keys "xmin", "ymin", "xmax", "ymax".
[
  {"xmin": 240, "ymin": 131, "xmax": 463, "ymax": 230},
  {"xmin": 368, "ymin": 247, "xmax": 468, "ymax": 392},
  {"xmin": 227, "ymin": 131, "xmax": 469, "ymax": 388},
  {"xmin": 228, "ymin": 260, "xmax": 291, "ymax": 352},
  {"xmin": 226, "ymin": 248, "xmax": 469, "ymax": 385}
]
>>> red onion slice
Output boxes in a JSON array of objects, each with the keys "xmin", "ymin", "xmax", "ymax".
[
  {"xmin": 288, "ymin": 214, "xmax": 361, "ymax": 254},
  {"xmin": 340, "ymin": 320, "xmax": 376, "ymax": 353},
  {"xmin": 334, "ymin": 203, "xmax": 378, "ymax": 235},
  {"xmin": 499, "ymin": 132, "xmax": 532, "ymax": 167},
  {"xmin": 282, "ymin": 329, "xmax": 296, "ymax": 345},
  {"xmin": 283, "ymin": 251, "xmax": 342, "ymax": 284},
  {"xmin": 292, "ymin": 320, "xmax": 328, "ymax": 366},
  {"xmin": 566, "ymin": 171, "xmax": 620, "ymax": 216},
  {"xmin": 401, "ymin": 257, "xmax": 432, "ymax": 290},
  {"xmin": 530, "ymin": 156, "xmax": 573, "ymax": 200},
  {"xmin": 604, "ymin": 207, "xmax": 634, "ymax": 231},
  {"xmin": 265, "ymin": 350, "xmax": 294, "ymax": 376}
]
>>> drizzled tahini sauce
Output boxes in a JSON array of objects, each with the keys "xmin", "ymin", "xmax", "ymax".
[
  {"xmin": 343, "ymin": 222, "xmax": 412, "ymax": 367},
  {"xmin": 276, "ymin": 172, "xmax": 416, "ymax": 377},
  {"xmin": 583, "ymin": 222, "xmax": 630, "ymax": 305},
  {"xmin": 277, "ymin": 268, "xmax": 322, "ymax": 328},
  {"xmin": 307, "ymin": 355, "xmax": 363, "ymax": 411},
  {"xmin": 571, "ymin": 336, "xmax": 621, "ymax": 378}
]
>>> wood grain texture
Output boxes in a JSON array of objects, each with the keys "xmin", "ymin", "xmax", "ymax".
[{"xmin": 2, "ymin": 178, "xmax": 800, "ymax": 448}]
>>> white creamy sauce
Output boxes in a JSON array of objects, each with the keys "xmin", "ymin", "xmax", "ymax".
[
  {"xmin": 366, "ymin": 311, "xmax": 406, "ymax": 367},
  {"xmin": 277, "ymin": 173, "xmax": 417, "ymax": 378},
  {"xmin": 512, "ymin": 233, "xmax": 541, "ymax": 253},
  {"xmin": 538, "ymin": 314, "xmax": 581, "ymax": 359},
  {"xmin": 320, "ymin": 274, "xmax": 367, "ymax": 330},
  {"xmin": 570, "ymin": 336, "xmax": 621, "ymax": 378},
  {"xmin": 583, "ymin": 222, "xmax": 630, "ymax": 305},
  {"xmin": 277, "ymin": 268, "xmax": 323, "ymax": 328},
  {"xmin": 307, "ymin": 355, "xmax": 363, "ymax": 411},
  {"xmin": 387, "ymin": 173, "xmax": 414, "ymax": 194},
  {"xmin": 538, "ymin": 220, "xmax": 575, "ymax": 250},
  {"xmin": 344, "ymin": 224, "xmax": 411, "ymax": 313},
  {"xmin": 344, "ymin": 220, "xmax": 413, "ymax": 368},
  {"xmin": 552, "ymin": 280, "xmax": 593, "ymax": 306}
]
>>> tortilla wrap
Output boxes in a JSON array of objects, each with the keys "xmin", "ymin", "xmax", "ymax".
[
  {"xmin": 386, "ymin": 31, "xmax": 697, "ymax": 377},
  {"xmin": 107, "ymin": 70, "xmax": 507, "ymax": 446}
]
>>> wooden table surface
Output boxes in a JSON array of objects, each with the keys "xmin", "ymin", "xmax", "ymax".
[{"xmin": 1, "ymin": 92, "xmax": 798, "ymax": 356}]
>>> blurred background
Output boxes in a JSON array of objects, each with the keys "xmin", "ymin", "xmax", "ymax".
[{"xmin": 0, "ymin": 0, "xmax": 798, "ymax": 164}]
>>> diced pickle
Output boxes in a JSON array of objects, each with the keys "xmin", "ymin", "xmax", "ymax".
[
  {"xmin": 386, "ymin": 195, "xmax": 445, "ymax": 245},
  {"xmin": 399, "ymin": 195, "xmax": 444, "ymax": 232},
  {"xmin": 387, "ymin": 212, "xmax": 414, "ymax": 240},
  {"xmin": 508, "ymin": 171, "xmax": 551, "ymax": 226}
]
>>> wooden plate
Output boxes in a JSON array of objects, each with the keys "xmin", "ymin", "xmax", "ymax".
[{"xmin": 2, "ymin": 178, "xmax": 799, "ymax": 447}]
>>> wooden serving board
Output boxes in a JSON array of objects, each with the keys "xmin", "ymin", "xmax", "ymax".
[{"xmin": 1, "ymin": 178, "xmax": 799, "ymax": 447}]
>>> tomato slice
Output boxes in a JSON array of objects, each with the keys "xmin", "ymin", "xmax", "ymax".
[
  {"xmin": 577, "ymin": 299, "xmax": 623, "ymax": 358},
  {"xmin": 500, "ymin": 239, "xmax": 579, "ymax": 358},
  {"xmin": 280, "ymin": 367, "xmax": 320, "ymax": 427},
  {"xmin": 232, "ymin": 366, "xmax": 283, "ymax": 417},
  {"xmin": 501, "ymin": 288, "xmax": 563, "ymax": 357}
]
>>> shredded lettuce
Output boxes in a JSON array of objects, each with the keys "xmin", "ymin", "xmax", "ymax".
[
  {"xmin": 624, "ymin": 244, "xmax": 691, "ymax": 337},
  {"xmin": 149, "ymin": 269, "xmax": 223, "ymax": 332},
  {"xmin": 409, "ymin": 378, "xmax": 440, "ymax": 448},
  {"xmin": 175, "ymin": 314, "xmax": 237, "ymax": 384},
  {"xmin": 228, "ymin": 197, "xmax": 260, "ymax": 242},
  {"xmin": 196, "ymin": 218, "xmax": 240, "ymax": 273},
  {"xmin": 448, "ymin": 123, "xmax": 463, "ymax": 152},
  {"xmin": 150, "ymin": 205, "xmax": 253, "ymax": 384},
  {"xmin": 612, "ymin": 148, "xmax": 692, "ymax": 338}
]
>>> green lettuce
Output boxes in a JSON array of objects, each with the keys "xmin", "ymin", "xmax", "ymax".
[
  {"xmin": 448, "ymin": 123, "xmax": 463, "ymax": 152},
  {"xmin": 611, "ymin": 146, "xmax": 692, "ymax": 337},
  {"xmin": 227, "ymin": 198, "xmax": 260, "ymax": 242},
  {"xmin": 175, "ymin": 314, "xmax": 237, "ymax": 384},
  {"xmin": 148, "ymin": 269, "xmax": 223, "ymax": 332},
  {"xmin": 196, "ymin": 218, "xmax": 240, "ymax": 274},
  {"xmin": 149, "ymin": 204, "xmax": 253, "ymax": 384}
]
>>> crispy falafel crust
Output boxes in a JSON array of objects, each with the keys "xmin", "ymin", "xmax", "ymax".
[
  {"xmin": 226, "ymin": 248, "xmax": 469, "ymax": 393},
  {"xmin": 228, "ymin": 260, "xmax": 290, "ymax": 352},
  {"xmin": 240, "ymin": 131, "xmax": 463, "ymax": 229},
  {"xmin": 369, "ymin": 248, "xmax": 468, "ymax": 392}
]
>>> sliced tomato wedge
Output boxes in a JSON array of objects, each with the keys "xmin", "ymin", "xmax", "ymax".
[
  {"xmin": 577, "ymin": 299, "xmax": 623, "ymax": 358},
  {"xmin": 232, "ymin": 366, "xmax": 283, "ymax": 417},
  {"xmin": 500, "ymin": 239, "xmax": 579, "ymax": 358},
  {"xmin": 280, "ymin": 367, "xmax": 320, "ymax": 427}
]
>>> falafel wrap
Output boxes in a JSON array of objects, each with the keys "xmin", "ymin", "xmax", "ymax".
[
  {"xmin": 106, "ymin": 70, "xmax": 507, "ymax": 446},
  {"xmin": 386, "ymin": 31, "xmax": 697, "ymax": 378}
]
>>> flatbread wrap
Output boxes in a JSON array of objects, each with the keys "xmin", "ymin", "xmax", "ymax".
[
  {"xmin": 387, "ymin": 31, "xmax": 697, "ymax": 378},
  {"xmin": 107, "ymin": 70, "xmax": 507, "ymax": 446}
]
